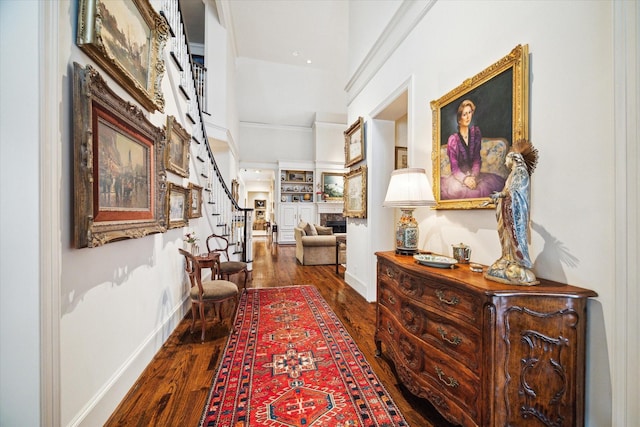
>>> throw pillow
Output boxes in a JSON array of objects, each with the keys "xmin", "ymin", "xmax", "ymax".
[
  {"xmin": 304, "ymin": 223, "xmax": 318, "ymax": 236},
  {"xmin": 298, "ymin": 221, "xmax": 308, "ymax": 231},
  {"xmin": 315, "ymin": 225, "xmax": 333, "ymax": 235}
]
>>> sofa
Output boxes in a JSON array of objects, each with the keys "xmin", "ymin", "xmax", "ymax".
[{"xmin": 294, "ymin": 222, "xmax": 346, "ymax": 266}]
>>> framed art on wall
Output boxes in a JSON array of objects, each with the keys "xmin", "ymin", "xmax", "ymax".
[
  {"xmin": 77, "ymin": 0, "xmax": 169, "ymax": 112},
  {"xmin": 188, "ymin": 183, "xmax": 203, "ymax": 218},
  {"xmin": 321, "ymin": 172, "xmax": 344, "ymax": 201},
  {"xmin": 254, "ymin": 199, "xmax": 266, "ymax": 209},
  {"xmin": 344, "ymin": 116, "xmax": 365, "ymax": 167},
  {"xmin": 395, "ymin": 147, "xmax": 408, "ymax": 169},
  {"xmin": 343, "ymin": 166, "xmax": 367, "ymax": 218},
  {"xmin": 165, "ymin": 115, "xmax": 190, "ymax": 177},
  {"xmin": 430, "ymin": 44, "xmax": 529, "ymax": 209},
  {"xmin": 72, "ymin": 63, "xmax": 167, "ymax": 248},
  {"xmin": 167, "ymin": 183, "xmax": 189, "ymax": 228}
]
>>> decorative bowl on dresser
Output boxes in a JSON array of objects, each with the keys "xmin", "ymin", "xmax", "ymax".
[{"xmin": 374, "ymin": 251, "xmax": 597, "ymax": 427}]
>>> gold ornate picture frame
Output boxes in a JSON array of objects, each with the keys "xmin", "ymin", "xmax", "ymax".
[
  {"xmin": 321, "ymin": 172, "xmax": 344, "ymax": 201},
  {"xmin": 431, "ymin": 44, "xmax": 529, "ymax": 209},
  {"xmin": 343, "ymin": 166, "xmax": 367, "ymax": 218},
  {"xmin": 167, "ymin": 182, "xmax": 189, "ymax": 229},
  {"xmin": 77, "ymin": 0, "xmax": 169, "ymax": 112},
  {"xmin": 344, "ymin": 116, "xmax": 365, "ymax": 168},
  {"xmin": 72, "ymin": 63, "xmax": 167, "ymax": 248},
  {"xmin": 165, "ymin": 115, "xmax": 190, "ymax": 178},
  {"xmin": 188, "ymin": 183, "xmax": 203, "ymax": 219}
]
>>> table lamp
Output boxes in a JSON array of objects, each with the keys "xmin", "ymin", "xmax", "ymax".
[{"xmin": 383, "ymin": 168, "xmax": 435, "ymax": 255}]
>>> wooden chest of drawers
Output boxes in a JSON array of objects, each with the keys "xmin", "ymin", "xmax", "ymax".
[{"xmin": 374, "ymin": 251, "xmax": 597, "ymax": 427}]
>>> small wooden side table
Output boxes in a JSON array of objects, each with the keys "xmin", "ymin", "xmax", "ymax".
[{"xmin": 194, "ymin": 252, "xmax": 221, "ymax": 280}]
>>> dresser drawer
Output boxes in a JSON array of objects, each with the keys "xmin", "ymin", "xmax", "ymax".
[
  {"xmin": 378, "ymin": 259, "xmax": 481, "ymax": 325},
  {"xmin": 401, "ymin": 299, "xmax": 481, "ymax": 372}
]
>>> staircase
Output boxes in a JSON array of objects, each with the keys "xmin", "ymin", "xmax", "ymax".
[{"xmin": 160, "ymin": 0, "xmax": 253, "ymax": 263}]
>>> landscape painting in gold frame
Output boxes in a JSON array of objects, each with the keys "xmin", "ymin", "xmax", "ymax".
[
  {"xmin": 167, "ymin": 183, "xmax": 189, "ymax": 229},
  {"xmin": 77, "ymin": 0, "xmax": 168, "ymax": 112},
  {"xmin": 430, "ymin": 44, "xmax": 529, "ymax": 209},
  {"xmin": 72, "ymin": 63, "xmax": 167, "ymax": 248},
  {"xmin": 165, "ymin": 115, "xmax": 190, "ymax": 177},
  {"xmin": 343, "ymin": 166, "xmax": 367, "ymax": 219}
]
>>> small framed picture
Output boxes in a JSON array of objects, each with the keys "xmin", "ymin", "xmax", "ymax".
[
  {"xmin": 292, "ymin": 195, "xmax": 300, "ymax": 202},
  {"xmin": 395, "ymin": 147, "xmax": 408, "ymax": 169},
  {"xmin": 343, "ymin": 165, "xmax": 367, "ymax": 218},
  {"xmin": 188, "ymin": 183, "xmax": 202, "ymax": 218},
  {"xmin": 344, "ymin": 116, "xmax": 364, "ymax": 168},
  {"xmin": 167, "ymin": 183, "xmax": 189, "ymax": 229},
  {"xmin": 254, "ymin": 199, "xmax": 266, "ymax": 209}
]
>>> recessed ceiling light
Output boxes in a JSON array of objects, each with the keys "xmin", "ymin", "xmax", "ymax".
[
  {"xmin": 306, "ymin": 59, "xmax": 312, "ymax": 64},
  {"xmin": 292, "ymin": 51, "xmax": 300, "ymax": 57}
]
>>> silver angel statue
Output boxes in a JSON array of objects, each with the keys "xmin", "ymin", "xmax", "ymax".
[{"xmin": 485, "ymin": 140, "xmax": 539, "ymax": 285}]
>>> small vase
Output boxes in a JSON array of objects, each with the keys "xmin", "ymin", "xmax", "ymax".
[{"xmin": 190, "ymin": 242, "xmax": 199, "ymax": 255}]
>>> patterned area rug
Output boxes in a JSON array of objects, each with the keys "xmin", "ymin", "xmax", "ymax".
[{"xmin": 199, "ymin": 285, "xmax": 408, "ymax": 426}]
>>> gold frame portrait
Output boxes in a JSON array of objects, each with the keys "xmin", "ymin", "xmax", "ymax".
[
  {"xmin": 77, "ymin": 0, "xmax": 169, "ymax": 112},
  {"xmin": 188, "ymin": 183, "xmax": 203, "ymax": 219},
  {"xmin": 72, "ymin": 63, "xmax": 167, "ymax": 248},
  {"xmin": 431, "ymin": 44, "xmax": 529, "ymax": 209},
  {"xmin": 344, "ymin": 116, "xmax": 365, "ymax": 168},
  {"xmin": 343, "ymin": 166, "xmax": 367, "ymax": 218},
  {"xmin": 165, "ymin": 115, "xmax": 190, "ymax": 178},
  {"xmin": 167, "ymin": 182, "xmax": 189, "ymax": 229}
]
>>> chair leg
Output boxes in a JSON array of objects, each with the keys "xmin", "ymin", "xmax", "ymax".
[
  {"xmin": 242, "ymin": 269, "xmax": 248, "ymax": 290},
  {"xmin": 190, "ymin": 302, "xmax": 197, "ymax": 334},
  {"xmin": 199, "ymin": 302, "xmax": 206, "ymax": 342}
]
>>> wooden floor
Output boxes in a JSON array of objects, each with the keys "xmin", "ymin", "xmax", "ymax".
[{"xmin": 105, "ymin": 236, "xmax": 455, "ymax": 426}]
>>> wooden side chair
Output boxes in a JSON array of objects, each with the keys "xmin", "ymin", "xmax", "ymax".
[
  {"xmin": 178, "ymin": 249, "xmax": 239, "ymax": 341},
  {"xmin": 206, "ymin": 233, "xmax": 249, "ymax": 290}
]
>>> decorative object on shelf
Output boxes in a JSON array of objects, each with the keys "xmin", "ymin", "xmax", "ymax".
[
  {"xmin": 413, "ymin": 253, "xmax": 458, "ymax": 269},
  {"xmin": 183, "ymin": 230, "xmax": 199, "ymax": 255},
  {"xmin": 281, "ymin": 196, "xmax": 287, "ymax": 202},
  {"xmin": 165, "ymin": 115, "xmax": 190, "ymax": 177},
  {"xmin": 303, "ymin": 193, "xmax": 311, "ymax": 201},
  {"xmin": 167, "ymin": 182, "xmax": 189, "ymax": 229},
  {"xmin": 469, "ymin": 263, "xmax": 483, "ymax": 273},
  {"xmin": 343, "ymin": 165, "xmax": 367, "ymax": 219},
  {"xmin": 76, "ymin": 0, "xmax": 168, "ymax": 112},
  {"xmin": 430, "ymin": 44, "xmax": 529, "ymax": 209},
  {"xmin": 188, "ymin": 183, "xmax": 203, "ymax": 218},
  {"xmin": 321, "ymin": 172, "xmax": 344, "ymax": 201},
  {"xmin": 383, "ymin": 168, "xmax": 435, "ymax": 254},
  {"xmin": 485, "ymin": 139, "xmax": 539, "ymax": 285},
  {"xmin": 344, "ymin": 116, "xmax": 365, "ymax": 167},
  {"xmin": 72, "ymin": 63, "xmax": 167, "ymax": 248},
  {"xmin": 451, "ymin": 242, "xmax": 471, "ymax": 263},
  {"xmin": 394, "ymin": 146, "xmax": 407, "ymax": 169}
]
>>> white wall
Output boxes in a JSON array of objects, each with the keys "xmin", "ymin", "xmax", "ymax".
[
  {"xmin": 346, "ymin": 0, "xmax": 637, "ymax": 425},
  {"xmin": 0, "ymin": 2, "xmax": 43, "ymax": 425}
]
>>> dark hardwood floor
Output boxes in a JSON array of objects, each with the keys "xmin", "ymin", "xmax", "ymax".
[{"xmin": 105, "ymin": 236, "xmax": 454, "ymax": 426}]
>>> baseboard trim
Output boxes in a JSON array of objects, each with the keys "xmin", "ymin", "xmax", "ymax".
[{"xmin": 69, "ymin": 298, "xmax": 190, "ymax": 427}]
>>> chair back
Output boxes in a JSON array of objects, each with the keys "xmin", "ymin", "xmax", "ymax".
[
  {"xmin": 179, "ymin": 248, "xmax": 204, "ymax": 299},
  {"xmin": 206, "ymin": 233, "xmax": 231, "ymax": 262}
]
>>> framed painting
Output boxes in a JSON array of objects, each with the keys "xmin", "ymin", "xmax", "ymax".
[
  {"xmin": 167, "ymin": 183, "xmax": 189, "ymax": 228},
  {"xmin": 395, "ymin": 147, "xmax": 408, "ymax": 169},
  {"xmin": 188, "ymin": 183, "xmax": 203, "ymax": 218},
  {"xmin": 343, "ymin": 166, "xmax": 367, "ymax": 218},
  {"xmin": 344, "ymin": 116, "xmax": 365, "ymax": 168},
  {"xmin": 255, "ymin": 199, "xmax": 266, "ymax": 209},
  {"xmin": 321, "ymin": 172, "xmax": 344, "ymax": 201},
  {"xmin": 165, "ymin": 115, "xmax": 190, "ymax": 177},
  {"xmin": 430, "ymin": 44, "xmax": 529, "ymax": 209},
  {"xmin": 72, "ymin": 63, "xmax": 167, "ymax": 248},
  {"xmin": 77, "ymin": 0, "xmax": 168, "ymax": 112}
]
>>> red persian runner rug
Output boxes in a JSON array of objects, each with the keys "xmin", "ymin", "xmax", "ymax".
[{"xmin": 199, "ymin": 285, "xmax": 408, "ymax": 426}]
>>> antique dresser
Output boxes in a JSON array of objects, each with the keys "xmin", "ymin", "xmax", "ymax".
[{"xmin": 374, "ymin": 251, "xmax": 597, "ymax": 427}]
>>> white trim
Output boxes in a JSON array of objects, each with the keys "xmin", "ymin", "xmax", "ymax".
[
  {"xmin": 40, "ymin": 1, "xmax": 61, "ymax": 425},
  {"xmin": 344, "ymin": 0, "xmax": 436, "ymax": 104},
  {"xmin": 613, "ymin": 1, "xmax": 639, "ymax": 425}
]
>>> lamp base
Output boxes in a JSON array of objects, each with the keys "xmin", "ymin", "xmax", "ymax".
[{"xmin": 395, "ymin": 248, "xmax": 417, "ymax": 256}]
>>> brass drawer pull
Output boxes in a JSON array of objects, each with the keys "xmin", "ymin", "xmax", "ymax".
[
  {"xmin": 437, "ymin": 327, "xmax": 462, "ymax": 345},
  {"xmin": 435, "ymin": 290, "xmax": 459, "ymax": 306},
  {"xmin": 388, "ymin": 295, "xmax": 396, "ymax": 305},
  {"xmin": 385, "ymin": 267, "xmax": 395, "ymax": 279},
  {"xmin": 435, "ymin": 366, "xmax": 459, "ymax": 388}
]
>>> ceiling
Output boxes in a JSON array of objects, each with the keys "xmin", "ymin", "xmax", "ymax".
[{"xmin": 179, "ymin": 0, "xmax": 349, "ymax": 185}]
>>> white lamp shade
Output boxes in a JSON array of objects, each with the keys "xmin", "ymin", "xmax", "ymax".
[{"xmin": 383, "ymin": 168, "xmax": 435, "ymax": 207}]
